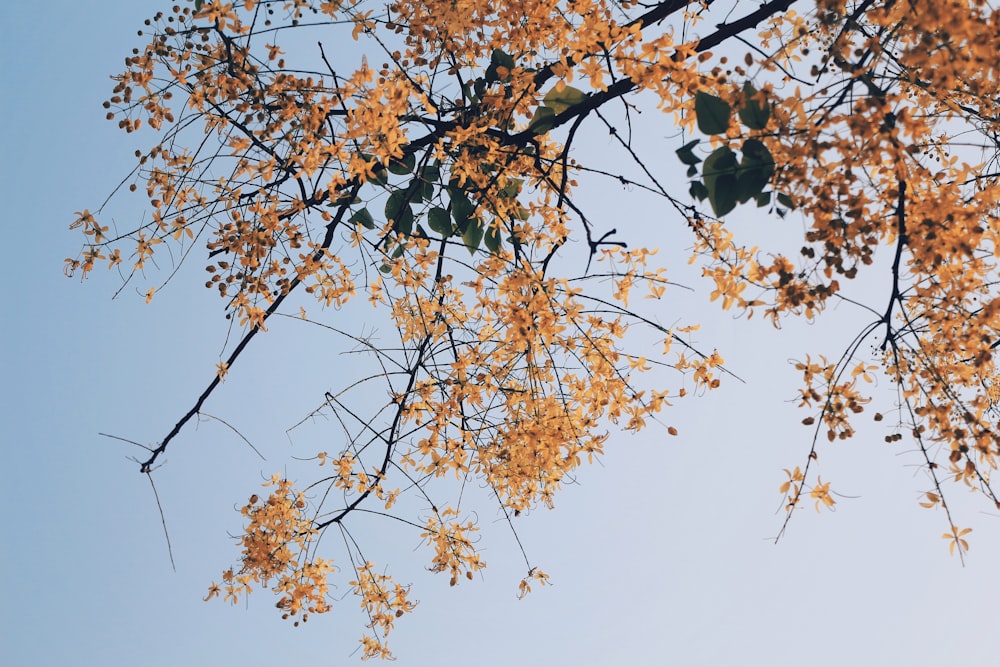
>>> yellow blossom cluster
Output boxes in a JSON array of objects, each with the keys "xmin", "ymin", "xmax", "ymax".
[
  {"xmin": 205, "ymin": 475, "xmax": 331, "ymax": 627},
  {"xmin": 71, "ymin": 0, "xmax": 1000, "ymax": 654}
]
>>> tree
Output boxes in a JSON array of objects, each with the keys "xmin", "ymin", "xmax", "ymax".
[{"xmin": 68, "ymin": 0, "xmax": 1000, "ymax": 658}]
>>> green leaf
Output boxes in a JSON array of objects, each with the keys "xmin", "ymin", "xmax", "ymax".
[
  {"xmin": 483, "ymin": 223, "xmax": 502, "ymax": 254},
  {"xmin": 687, "ymin": 164, "xmax": 699, "ymax": 177},
  {"xmin": 741, "ymin": 138, "xmax": 775, "ymax": 172},
  {"xmin": 349, "ymin": 207, "xmax": 375, "ymax": 229},
  {"xmin": 735, "ymin": 138, "xmax": 775, "ymax": 203},
  {"xmin": 755, "ymin": 191, "xmax": 771, "ymax": 207},
  {"xmin": 689, "ymin": 180, "xmax": 709, "ymax": 201},
  {"xmin": 393, "ymin": 210, "xmax": 413, "ymax": 236},
  {"xmin": 194, "ymin": 0, "xmax": 204, "ymax": 10},
  {"xmin": 485, "ymin": 49, "xmax": 516, "ymax": 82},
  {"xmin": 462, "ymin": 80, "xmax": 479, "ymax": 104},
  {"xmin": 420, "ymin": 179, "xmax": 435, "ymax": 201},
  {"xmin": 499, "ymin": 178, "xmax": 523, "ymax": 199},
  {"xmin": 515, "ymin": 206, "xmax": 531, "ymax": 221},
  {"xmin": 702, "ymin": 146, "xmax": 738, "ymax": 216},
  {"xmin": 367, "ymin": 165, "xmax": 388, "ymax": 186},
  {"xmin": 387, "ymin": 152, "xmax": 416, "ymax": 175},
  {"xmin": 428, "ymin": 207, "xmax": 452, "ymax": 236},
  {"xmin": 694, "ymin": 91, "xmax": 732, "ymax": 135},
  {"xmin": 415, "ymin": 164, "xmax": 438, "ymax": 201},
  {"xmin": 491, "ymin": 49, "xmax": 516, "ymax": 70},
  {"xmin": 385, "ymin": 191, "xmax": 413, "ymax": 235},
  {"xmin": 528, "ymin": 106, "xmax": 556, "ymax": 135},
  {"xmin": 400, "ymin": 175, "xmax": 429, "ymax": 203},
  {"xmin": 738, "ymin": 82, "xmax": 770, "ymax": 131},
  {"xmin": 462, "ymin": 217, "xmax": 484, "ymax": 255},
  {"xmin": 543, "ymin": 84, "xmax": 587, "ymax": 114},
  {"xmin": 675, "ymin": 139, "xmax": 702, "ymax": 166},
  {"xmin": 420, "ymin": 162, "xmax": 440, "ymax": 184},
  {"xmin": 450, "ymin": 190, "xmax": 476, "ymax": 230},
  {"xmin": 777, "ymin": 192, "xmax": 796, "ymax": 210}
]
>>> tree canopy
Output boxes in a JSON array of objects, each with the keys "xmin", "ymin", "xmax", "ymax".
[{"xmin": 69, "ymin": 0, "xmax": 1000, "ymax": 658}]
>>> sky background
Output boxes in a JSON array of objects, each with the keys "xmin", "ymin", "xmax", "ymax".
[{"xmin": 3, "ymin": 1, "xmax": 1000, "ymax": 665}]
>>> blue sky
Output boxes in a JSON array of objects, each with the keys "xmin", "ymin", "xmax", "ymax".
[{"xmin": 3, "ymin": 1, "xmax": 1000, "ymax": 665}]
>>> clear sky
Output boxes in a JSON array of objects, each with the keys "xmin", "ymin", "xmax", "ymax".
[{"xmin": 3, "ymin": 1, "xmax": 1000, "ymax": 666}]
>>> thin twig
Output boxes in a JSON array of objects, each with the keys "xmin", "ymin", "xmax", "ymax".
[{"xmin": 146, "ymin": 473, "xmax": 177, "ymax": 572}]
